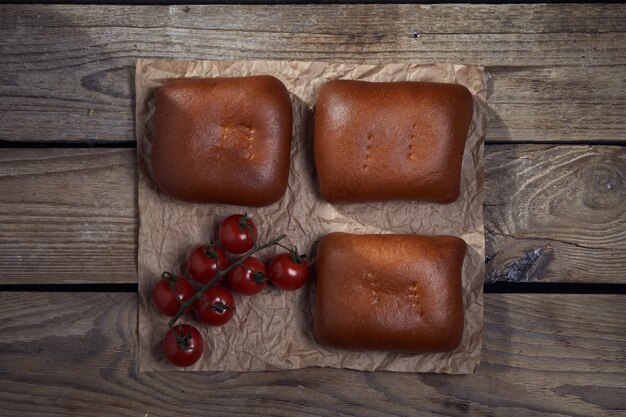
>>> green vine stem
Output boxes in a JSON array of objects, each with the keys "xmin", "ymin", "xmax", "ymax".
[
  {"xmin": 238, "ymin": 262, "xmax": 270, "ymax": 283},
  {"xmin": 275, "ymin": 242, "xmax": 306, "ymax": 264},
  {"xmin": 167, "ymin": 233, "xmax": 287, "ymax": 328}
]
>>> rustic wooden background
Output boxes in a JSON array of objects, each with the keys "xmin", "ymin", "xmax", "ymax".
[{"xmin": 0, "ymin": 4, "xmax": 625, "ymax": 416}]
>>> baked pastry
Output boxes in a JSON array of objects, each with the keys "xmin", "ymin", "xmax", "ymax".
[
  {"xmin": 151, "ymin": 75, "xmax": 293, "ymax": 206},
  {"xmin": 314, "ymin": 80, "xmax": 473, "ymax": 204},
  {"xmin": 314, "ymin": 232, "xmax": 466, "ymax": 353}
]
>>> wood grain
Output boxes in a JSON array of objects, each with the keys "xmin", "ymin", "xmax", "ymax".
[
  {"xmin": 0, "ymin": 146, "xmax": 624, "ymax": 284},
  {"xmin": 1, "ymin": 4, "xmax": 626, "ymax": 142},
  {"xmin": 0, "ymin": 292, "xmax": 624, "ymax": 416},
  {"xmin": 0, "ymin": 149, "xmax": 137, "ymax": 283},
  {"xmin": 485, "ymin": 145, "xmax": 626, "ymax": 283}
]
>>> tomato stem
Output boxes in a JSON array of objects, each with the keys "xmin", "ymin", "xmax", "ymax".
[
  {"xmin": 237, "ymin": 262, "xmax": 270, "ymax": 283},
  {"xmin": 162, "ymin": 272, "xmax": 174, "ymax": 279},
  {"xmin": 239, "ymin": 214, "xmax": 255, "ymax": 235},
  {"xmin": 252, "ymin": 271, "xmax": 269, "ymax": 284},
  {"xmin": 202, "ymin": 245, "xmax": 218, "ymax": 259},
  {"xmin": 197, "ymin": 297, "xmax": 235, "ymax": 313},
  {"xmin": 213, "ymin": 301, "xmax": 232, "ymax": 313},
  {"xmin": 168, "ymin": 234, "xmax": 287, "ymax": 328},
  {"xmin": 161, "ymin": 271, "xmax": 178, "ymax": 288},
  {"xmin": 175, "ymin": 323, "xmax": 194, "ymax": 351},
  {"xmin": 276, "ymin": 243, "xmax": 304, "ymax": 264}
]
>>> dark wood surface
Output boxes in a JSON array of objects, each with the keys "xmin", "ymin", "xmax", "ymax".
[
  {"xmin": 1, "ymin": 145, "xmax": 624, "ymax": 284},
  {"xmin": 1, "ymin": 4, "xmax": 626, "ymax": 143},
  {"xmin": 484, "ymin": 145, "xmax": 626, "ymax": 284},
  {"xmin": 1, "ymin": 292, "xmax": 624, "ymax": 416},
  {"xmin": 0, "ymin": 4, "xmax": 625, "ymax": 416}
]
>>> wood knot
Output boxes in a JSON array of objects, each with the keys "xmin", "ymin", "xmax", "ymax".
[
  {"xmin": 80, "ymin": 67, "xmax": 133, "ymax": 99},
  {"xmin": 582, "ymin": 162, "xmax": 624, "ymax": 209},
  {"xmin": 592, "ymin": 165, "xmax": 621, "ymax": 193}
]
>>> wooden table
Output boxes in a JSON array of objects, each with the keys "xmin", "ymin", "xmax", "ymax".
[{"xmin": 1, "ymin": 4, "xmax": 625, "ymax": 416}]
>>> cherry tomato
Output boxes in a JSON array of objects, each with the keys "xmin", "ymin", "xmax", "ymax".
[
  {"xmin": 151, "ymin": 272, "xmax": 194, "ymax": 317},
  {"xmin": 269, "ymin": 252, "xmax": 309, "ymax": 291},
  {"xmin": 226, "ymin": 256, "xmax": 268, "ymax": 296},
  {"xmin": 219, "ymin": 214, "xmax": 258, "ymax": 254},
  {"xmin": 187, "ymin": 244, "xmax": 229, "ymax": 284},
  {"xmin": 193, "ymin": 285, "xmax": 236, "ymax": 326},
  {"xmin": 162, "ymin": 324, "xmax": 204, "ymax": 367}
]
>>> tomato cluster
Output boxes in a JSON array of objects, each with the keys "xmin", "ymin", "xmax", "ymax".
[{"xmin": 151, "ymin": 214, "xmax": 309, "ymax": 367}]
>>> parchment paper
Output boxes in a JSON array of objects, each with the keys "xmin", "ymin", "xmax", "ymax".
[{"xmin": 136, "ymin": 59, "xmax": 487, "ymax": 373}]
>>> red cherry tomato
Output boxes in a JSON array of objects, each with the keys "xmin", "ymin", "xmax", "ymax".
[
  {"xmin": 193, "ymin": 285, "xmax": 236, "ymax": 326},
  {"xmin": 162, "ymin": 324, "xmax": 204, "ymax": 367},
  {"xmin": 269, "ymin": 252, "xmax": 309, "ymax": 291},
  {"xmin": 226, "ymin": 256, "xmax": 268, "ymax": 296},
  {"xmin": 218, "ymin": 214, "xmax": 258, "ymax": 254},
  {"xmin": 151, "ymin": 272, "xmax": 194, "ymax": 317},
  {"xmin": 188, "ymin": 244, "xmax": 229, "ymax": 284}
]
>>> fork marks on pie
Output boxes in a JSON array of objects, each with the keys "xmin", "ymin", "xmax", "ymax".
[
  {"xmin": 218, "ymin": 124, "xmax": 256, "ymax": 159},
  {"xmin": 363, "ymin": 133, "xmax": 373, "ymax": 171},
  {"xmin": 407, "ymin": 123, "xmax": 419, "ymax": 161}
]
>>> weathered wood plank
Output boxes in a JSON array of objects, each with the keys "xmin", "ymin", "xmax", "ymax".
[
  {"xmin": 0, "ymin": 149, "xmax": 138, "ymax": 283},
  {"xmin": 484, "ymin": 145, "xmax": 626, "ymax": 283},
  {"xmin": 1, "ymin": 4, "xmax": 625, "ymax": 142},
  {"xmin": 6, "ymin": 4, "xmax": 626, "ymax": 33},
  {"xmin": 487, "ymin": 66, "xmax": 626, "ymax": 143},
  {"xmin": 0, "ymin": 292, "xmax": 624, "ymax": 416},
  {"xmin": 0, "ymin": 146, "xmax": 624, "ymax": 284}
]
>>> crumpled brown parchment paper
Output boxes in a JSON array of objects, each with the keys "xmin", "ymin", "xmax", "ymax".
[{"xmin": 136, "ymin": 59, "xmax": 487, "ymax": 373}]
